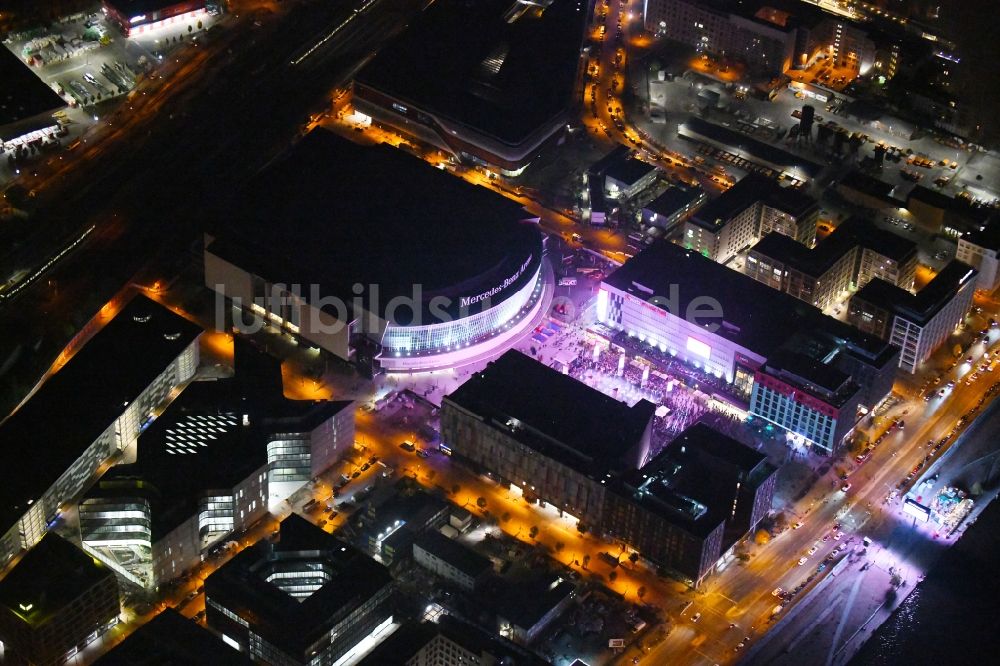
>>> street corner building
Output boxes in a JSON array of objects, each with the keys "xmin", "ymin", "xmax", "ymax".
[
  {"xmin": 204, "ymin": 514, "xmax": 395, "ymax": 666},
  {"xmin": 0, "ymin": 534, "xmax": 120, "ymax": 666},
  {"xmin": 0, "ymin": 295, "xmax": 201, "ymax": 570},
  {"xmin": 204, "ymin": 130, "xmax": 550, "ymax": 376}
]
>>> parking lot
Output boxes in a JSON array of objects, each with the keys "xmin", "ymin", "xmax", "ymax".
[
  {"xmin": 4, "ymin": 13, "xmax": 145, "ymax": 108},
  {"xmin": 1, "ymin": 8, "xmax": 220, "ymax": 184},
  {"xmin": 632, "ymin": 58, "xmax": 1000, "ymax": 208}
]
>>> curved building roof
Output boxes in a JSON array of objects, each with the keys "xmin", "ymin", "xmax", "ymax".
[{"xmin": 207, "ymin": 130, "xmax": 543, "ymax": 325}]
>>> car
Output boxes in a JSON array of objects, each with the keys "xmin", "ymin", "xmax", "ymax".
[
  {"xmin": 798, "ymin": 557, "xmax": 808, "ymax": 566},
  {"xmin": 361, "ymin": 463, "xmax": 371, "ymax": 472},
  {"xmin": 834, "ymin": 531, "xmax": 843, "ymax": 540},
  {"xmin": 841, "ymin": 483, "xmax": 852, "ymax": 492},
  {"xmin": 416, "ymin": 449, "xmax": 430, "ymax": 458},
  {"xmin": 772, "ymin": 587, "xmax": 784, "ymax": 597},
  {"xmin": 792, "ymin": 521, "xmax": 803, "ymax": 530},
  {"xmin": 368, "ymin": 455, "xmax": 379, "ymax": 464},
  {"xmin": 822, "ymin": 534, "xmax": 831, "ymax": 542},
  {"xmin": 735, "ymin": 643, "xmax": 745, "ymax": 651},
  {"xmin": 691, "ymin": 612, "xmax": 701, "ymax": 623},
  {"xmin": 729, "ymin": 622, "xmax": 738, "ymax": 629},
  {"xmin": 351, "ymin": 471, "xmax": 361, "ymax": 478},
  {"xmin": 808, "ymin": 545, "xmax": 819, "ymax": 555},
  {"xmin": 400, "ymin": 441, "xmax": 416, "ymax": 452}
]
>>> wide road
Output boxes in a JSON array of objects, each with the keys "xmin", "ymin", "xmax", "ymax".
[{"xmin": 640, "ymin": 334, "xmax": 1000, "ymax": 665}]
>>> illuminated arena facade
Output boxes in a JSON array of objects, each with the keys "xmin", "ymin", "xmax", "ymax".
[{"xmin": 205, "ymin": 130, "xmax": 549, "ymax": 375}]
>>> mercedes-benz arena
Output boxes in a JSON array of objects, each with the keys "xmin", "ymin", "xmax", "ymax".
[
  {"xmin": 102, "ymin": 0, "xmax": 207, "ymax": 37},
  {"xmin": 205, "ymin": 130, "xmax": 549, "ymax": 375}
]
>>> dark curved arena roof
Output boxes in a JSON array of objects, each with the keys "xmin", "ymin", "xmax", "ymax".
[{"xmin": 207, "ymin": 130, "xmax": 543, "ymax": 324}]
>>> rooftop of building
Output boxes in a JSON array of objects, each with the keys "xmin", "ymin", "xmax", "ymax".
[
  {"xmin": 604, "ymin": 240, "xmax": 820, "ymax": 356},
  {"xmin": 907, "ymin": 187, "xmax": 995, "ymax": 227},
  {"xmin": 91, "ymin": 340, "xmax": 352, "ymax": 540},
  {"xmin": 413, "ymin": 531, "xmax": 492, "ymax": 580},
  {"xmin": 445, "ymin": 350, "xmax": 655, "ymax": 478},
  {"xmin": 643, "ymin": 185, "xmax": 704, "ymax": 218},
  {"xmin": 962, "ymin": 215, "xmax": 1000, "ymax": 251},
  {"xmin": 676, "ymin": 422, "xmax": 769, "ymax": 473},
  {"xmin": 763, "ymin": 183, "xmax": 819, "ymax": 218},
  {"xmin": 609, "ymin": 424, "xmax": 769, "ymax": 538},
  {"xmin": 762, "ymin": 347, "xmax": 856, "ymax": 404},
  {"xmin": 604, "ymin": 156, "xmax": 657, "ymax": 187},
  {"xmin": 838, "ymin": 169, "xmax": 895, "ymax": 200},
  {"xmin": 204, "ymin": 514, "xmax": 392, "ymax": 657},
  {"xmin": 484, "ymin": 572, "xmax": 575, "ymax": 631},
  {"xmin": 0, "ymin": 295, "xmax": 201, "ymax": 537},
  {"xmin": 603, "ymin": 240, "xmax": 898, "ymax": 368},
  {"xmin": 93, "ymin": 608, "xmax": 250, "ymax": 666},
  {"xmin": 689, "ymin": 174, "xmax": 773, "ymax": 232},
  {"xmin": 0, "ymin": 45, "xmax": 66, "ymax": 138},
  {"xmin": 103, "ymin": 0, "xmax": 203, "ymax": 14},
  {"xmin": 366, "ymin": 482, "xmax": 450, "ymax": 534},
  {"xmin": 354, "ymin": 0, "xmax": 586, "ymax": 147},
  {"xmin": 907, "ymin": 184, "xmax": 957, "ymax": 209},
  {"xmin": 0, "ymin": 534, "xmax": 116, "ymax": 629},
  {"xmin": 205, "ymin": 130, "xmax": 542, "ymax": 324},
  {"xmin": 751, "ymin": 216, "xmax": 916, "ymax": 277},
  {"xmin": 588, "ymin": 145, "xmax": 632, "ymax": 177},
  {"xmin": 854, "ymin": 260, "xmax": 977, "ymax": 326},
  {"xmin": 359, "ymin": 616, "xmax": 550, "ymax": 666},
  {"xmin": 665, "ymin": 0, "xmax": 826, "ymax": 31},
  {"xmin": 680, "ymin": 117, "xmax": 823, "ymax": 179}
]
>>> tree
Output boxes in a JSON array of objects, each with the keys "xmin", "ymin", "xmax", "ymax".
[
  {"xmin": 501, "ymin": 511, "xmax": 511, "ymax": 523},
  {"xmin": 582, "ymin": 554, "xmax": 591, "ymax": 569},
  {"xmin": 197, "ymin": 20, "xmax": 203, "ymax": 30},
  {"xmin": 188, "ymin": 25, "xmax": 193, "ymax": 34},
  {"xmin": 637, "ymin": 586, "xmax": 647, "ymax": 600},
  {"xmin": 554, "ymin": 541, "xmax": 565, "ymax": 553},
  {"xmin": 476, "ymin": 497, "xmax": 487, "ymax": 509},
  {"xmin": 528, "ymin": 526, "xmax": 539, "ymax": 540},
  {"xmin": 576, "ymin": 522, "xmax": 589, "ymax": 534},
  {"xmin": 628, "ymin": 552, "xmax": 640, "ymax": 567},
  {"xmin": 608, "ymin": 571, "xmax": 618, "ymax": 582},
  {"xmin": 451, "ymin": 484, "xmax": 460, "ymax": 495}
]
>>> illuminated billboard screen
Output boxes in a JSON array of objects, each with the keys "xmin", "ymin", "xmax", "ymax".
[
  {"xmin": 903, "ymin": 498, "xmax": 930, "ymax": 522},
  {"xmin": 686, "ymin": 336, "xmax": 711, "ymax": 360}
]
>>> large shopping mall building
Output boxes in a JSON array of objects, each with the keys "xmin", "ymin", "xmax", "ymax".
[
  {"xmin": 597, "ymin": 241, "xmax": 899, "ymax": 453},
  {"xmin": 205, "ymin": 130, "xmax": 549, "ymax": 375}
]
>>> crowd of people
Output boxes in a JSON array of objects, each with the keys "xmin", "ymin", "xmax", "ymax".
[{"xmin": 565, "ymin": 343, "xmax": 759, "ymax": 454}]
